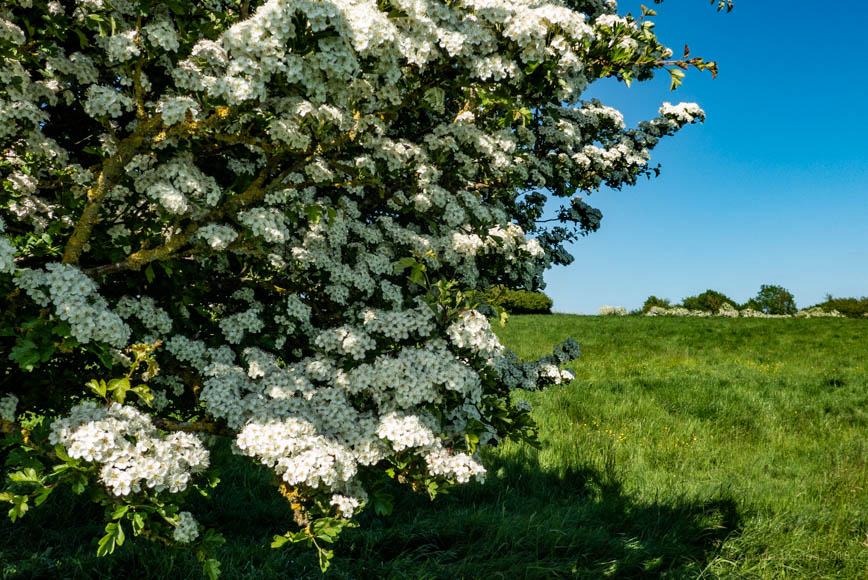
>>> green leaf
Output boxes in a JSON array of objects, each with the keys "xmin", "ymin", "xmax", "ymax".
[
  {"xmin": 371, "ymin": 491, "xmax": 393, "ymax": 516},
  {"xmin": 97, "ymin": 522, "xmax": 125, "ymax": 557},
  {"xmin": 202, "ymin": 558, "xmax": 221, "ymax": 580},
  {"xmin": 107, "ymin": 378, "xmax": 130, "ymax": 391},
  {"xmin": 465, "ymin": 432, "xmax": 480, "ymax": 453},
  {"xmin": 392, "ymin": 257, "xmax": 418, "ymax": 274},
  {"xmin": 669, "ymin": 68, "xmax": 686, "ymax": 90},
  {"xmin": 129, "ymin": 384, "xmax": 154, "ymax": 407},
  {"xmin": 426, "ymin": 480, "xmax": 440, "ymax": 500},
  {"xmin": 144, "ymin": 264, "xmax": 155, "ymax": 284},
  {"xmin": 130, "ymin": 512, "xmax": 146, "ymax": 535},
  {"xmin": 8, "ymin": 495, "xmax": 28, "ymax": 522},
  {"xmin": 111, "ymin": 505, "xmax": 130, "ymax": 520},
  {"xmin": 8, "ymin": 467, "xmax": 40, "ymax": 483},
  {"xmin": 54, "ymin": 444, "xmax": 72, "ymax": 463},
  {"xmin": 0, "ymin": 492, "xmax": 13, "ymax": 502},
  {"xmin": 33, "ymin": 487, "xmax": 53, "ymax": 507},
  {"xmin": 73, "ymin": 27, "xmax": 90, "ymax": 47},
  {"xmin": 524, "ymin": 61, "xmax": 542, "ymax": 75},
  {"xmin": 304, "ymin": 204, "xmax": 324, "ymax": 224},
  {"xmin": 317, "ymin": 546, "xmax": 335, "ymax": 572},
  {"xmin": 10, "ymin": 339, "xmax": 40, "ymax": 371},
  {"xmin": 52, "ymin": 321, "xmax": 72, "ymax": 337},
  {"xmin": 206, "ymin": 472, "xmax": 221, "ymax": 488},
  {"xmin": 86, "ymin": 379, "xmax": 107, "ymax": 398},
  {"xmin": 89, "ymin": 344, "xmax": 117, "ymax": 369},
  {"xmin": 272, "ymin": 529, "xmax": 311, "ymax": 548},
  {"xmin": 71, "ymin": 474, "xmax": 88, "ymax": 495},
  {"xmin": 107, "ymin": 377, "xmax": 130, "ymax": 404},
  {"xmin": 200, "ymin": 529, "xmax": 226, "ymax": 552},
  {"xmin": 408, "ymin": 263, "xmax": 426, "ymax": 286}
]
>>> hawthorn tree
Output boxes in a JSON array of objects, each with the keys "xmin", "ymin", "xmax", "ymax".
[
  {"xmin": 745, "ymin": 284, "xmax": 797, "ymax": 316},
  {"xmin": 1, "ymin": 0, "xmax": 718, "ymax": 574}
]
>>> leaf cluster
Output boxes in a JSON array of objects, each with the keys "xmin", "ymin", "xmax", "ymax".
[{"xmin": 680, "ymin": 289, "xmax": 736, "ymax": 313}]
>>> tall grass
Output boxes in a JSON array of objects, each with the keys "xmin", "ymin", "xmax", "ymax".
[{"xmin": 2, "ymin": 316, "xmax": 866, "ymax": 578}]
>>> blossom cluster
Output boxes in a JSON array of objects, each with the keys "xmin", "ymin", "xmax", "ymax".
[
  {"xmin": 49, "ymin": 402, "xmax": 210, "ymax": 496},
  {"xmin": 172, "ymin": 511, "xmax": 200, "ymax": 543},
  {"xmin": 83, "ymin": 85, "xmax": 134, "ymax": 118},
  {"xmin": 0, "ymin": 235, "xmax": 15, "ymax": 274},
  {"xmin": 0, "ymin": 392, "xmax": 18, "ymax": 422},
  {"xmin": 15, "ymin": 263, "xmax": 131, "ymax": 347},
  {"xmin": 195, "ymin": 223, "xmax": 238, "ymax": 250},
  {"xmin": 115, "ymin": 295, "xmax": 174, "ymax": 339},
  {"xmin": 134, "ymin": 154, "xmax": 221, "ymax": 215}
]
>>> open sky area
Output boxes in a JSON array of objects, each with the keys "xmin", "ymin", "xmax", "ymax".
[{"xmin": 543, "ymin": 0, "xmax": 868, "ymax": 314}]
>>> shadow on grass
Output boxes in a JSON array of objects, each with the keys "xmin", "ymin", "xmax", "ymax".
[
  {"xmin": 0, "ymin": 444, "xmax": 741, "ymax": 579},
  {"xmin": 332, "ymin": 445, "xmax": 741, "ymax": 579}
]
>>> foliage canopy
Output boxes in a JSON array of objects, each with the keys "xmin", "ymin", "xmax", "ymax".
[
  {"xmin": 744, "ymin": 284, "xmax": 797, "ymax": 316},
  {"xmin": 681, "ymin": 289, "xmax": 736, "ymax": 313}
]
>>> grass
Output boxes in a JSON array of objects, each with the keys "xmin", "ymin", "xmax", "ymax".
[{"xmin": 2, "ymin": 315, "xmax": 867, "ymax": 578}]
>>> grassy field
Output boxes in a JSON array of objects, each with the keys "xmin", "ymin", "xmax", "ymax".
[{"xmin": 2, "ymin": 315, "xmax": 867, "ymax": 578}]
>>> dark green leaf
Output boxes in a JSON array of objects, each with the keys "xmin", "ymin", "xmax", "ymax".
[
  {"xmin": 54, "ymin": 444, "xmax": 72, "ymax": 462},
  {"xmin": 71, "ymin": 474, "xmax": 88, "ymax": 495},
  {"xmin": 392, "ymin": 257, "xmax": 418, "ymax": 273},
  {"xmin": 33, "ymin": 487, "xmax": 53, "ymax": 507}
]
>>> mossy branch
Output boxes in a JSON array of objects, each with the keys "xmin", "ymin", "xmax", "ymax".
[
  {"xmin": 84, "ymin": 162, "xmax": 373, "ymax": 278},
  {"xmin": 61, "ymin": 119, "xmax": 162, "ymax": 266}
]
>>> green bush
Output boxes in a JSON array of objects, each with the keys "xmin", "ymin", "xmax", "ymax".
[
  {"xmin": 743, "ymin": 284, "xmax": 797, "ymax": 315},
  {"xmin": 680, "ymin": 289, "xmax": 736, "ymax": 313},
  {"xmin": 642, "ymin": 296, "xmax": 672, "ymax": 313},
  {"xmin": 811, "ymin": 296, "xmax": 868, "ymax": 318},
  {"xmin": 484, "ymin": 287, "xmax": 553, "ymax": 314}
]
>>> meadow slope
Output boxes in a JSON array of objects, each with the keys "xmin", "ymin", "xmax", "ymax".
[{"xmin": 1, "ymin": 315, "xmax": 866, "ymax": 578}]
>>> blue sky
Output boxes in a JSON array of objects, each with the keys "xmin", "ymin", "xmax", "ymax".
[{"xmin": 544, "ymin": 0, "xmax": 868, "ymax": 313}]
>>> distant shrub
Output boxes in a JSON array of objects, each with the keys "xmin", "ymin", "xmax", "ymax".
[
  {"xmin": 642, "ymin": 296, "xmax": 672, "ymax": 313},
  {"xmin": 483, "ymin": 287, "xmax": 553, "ymax": 314},
  {"xmin": 744, "ymin": 284, "xmax": 797, "ymax": 315},
  {"xmin": 681, "ymin": 289, "xmax": 736, "ymax": 313},
  {"xmin": 811, "ymin": 296, "xmax": 868, "ymax": 318}
]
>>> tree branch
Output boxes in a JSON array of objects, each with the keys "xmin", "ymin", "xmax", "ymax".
[
  {"xmin": 61, "ymin": 118, "xmax": 162, "ymax": 266},
  {"xmin": 151, "ymin": 417, "xmax": 235, "ymax": 438}
]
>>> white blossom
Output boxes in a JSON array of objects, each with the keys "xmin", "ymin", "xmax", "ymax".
[
  {"xmin": 0, "ymin": 393, "xmax": 18, "ymax": 422},
  {"xmin": 49, "ymin": 402, "xmax": 209, "ymax": 496},
  {"xmin": 172, "ymin": 511, "xmax": 200, "ymax": 543}
]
